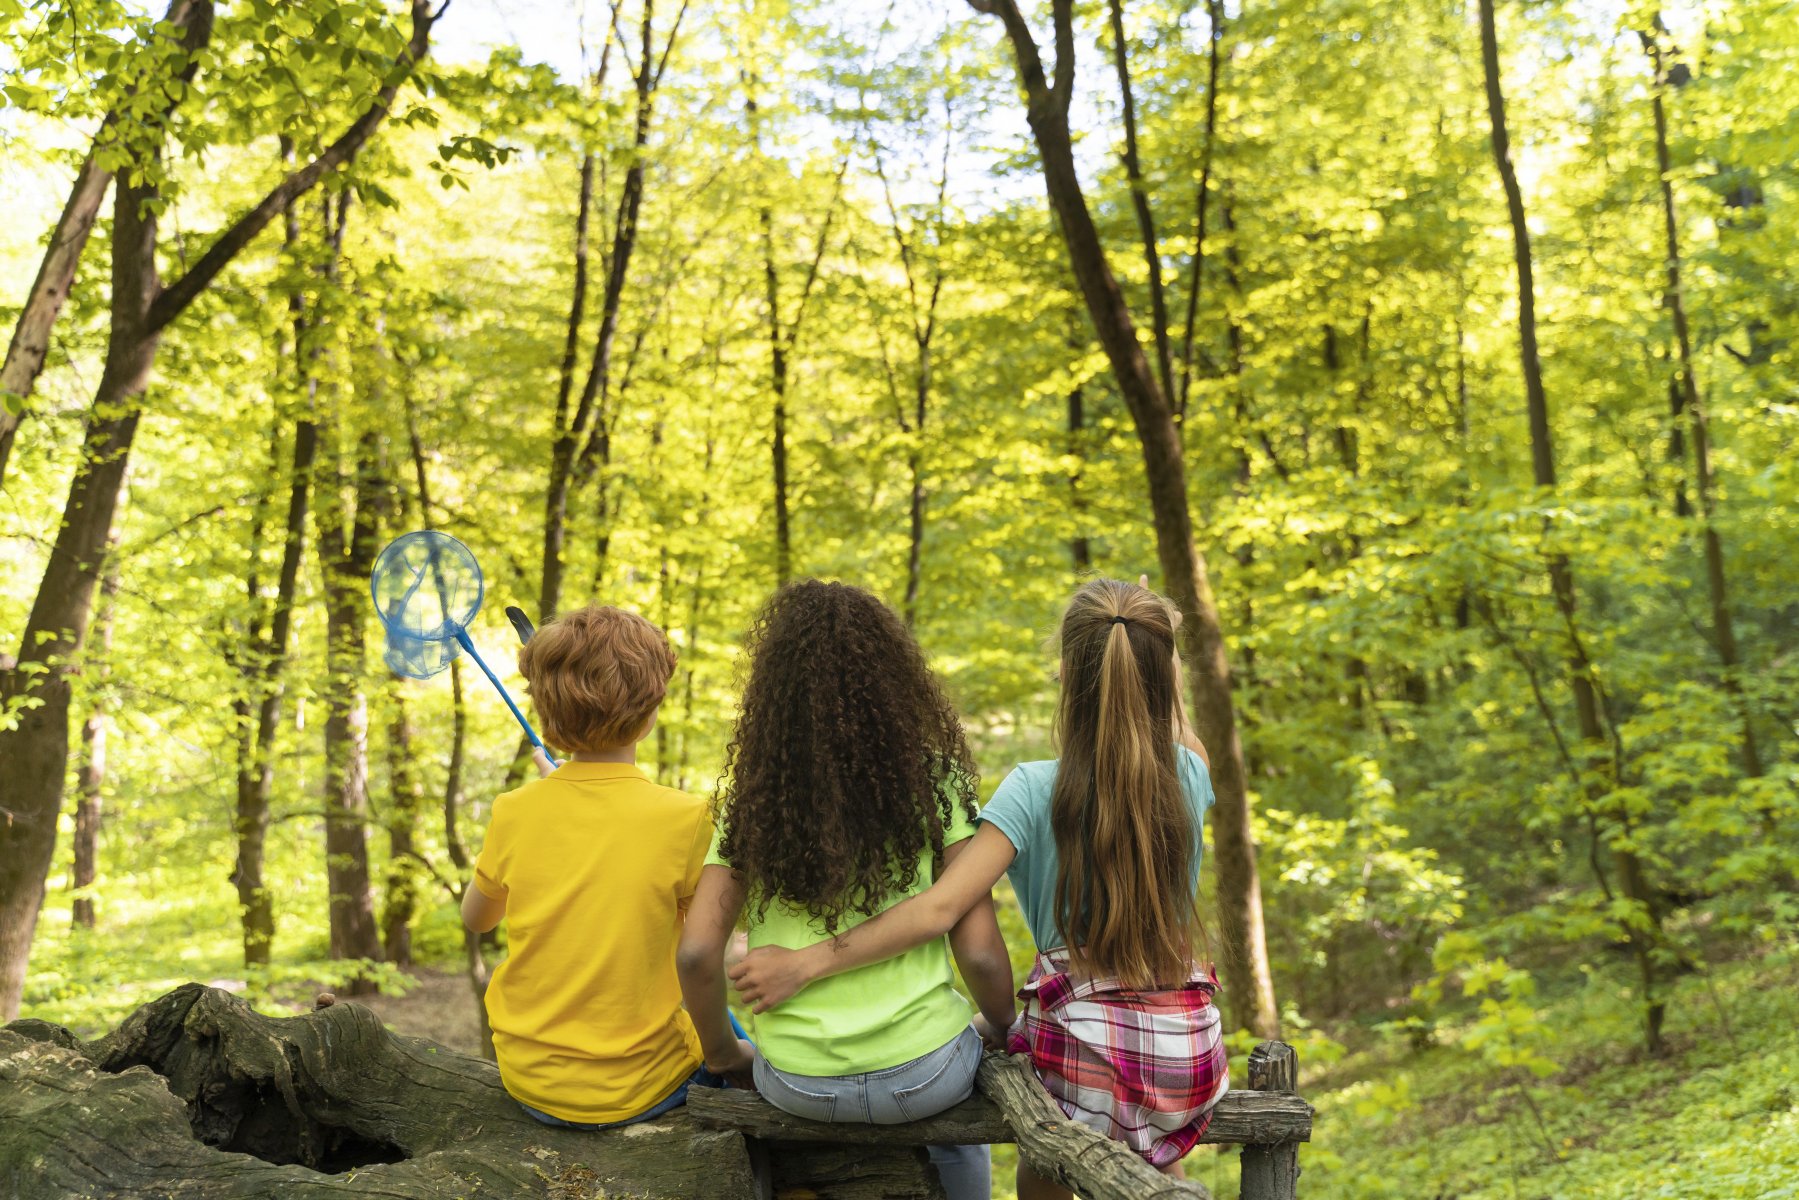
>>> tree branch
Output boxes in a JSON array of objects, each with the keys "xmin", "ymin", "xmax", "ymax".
[{"xmin": 146, "ymin": 0, "xmax": 437, "ymax": 332}]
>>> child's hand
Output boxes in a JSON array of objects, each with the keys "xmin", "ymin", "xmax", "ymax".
[
  {"xmin": 972, "ymin": 1012, "xmax": 1012, "ymax": 1052},
  {"xmin": 532, "ymin": 748, "xmax": 556, "ymax": 778},
  {"xmin": 728, "ymin": 946, "xmax": 813, "ymax": 1014},
  {"xmin": 706, "ymin": 1037, "xmax": 757, "ymax": 1090}
]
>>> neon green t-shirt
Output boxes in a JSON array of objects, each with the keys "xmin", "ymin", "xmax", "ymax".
[{"xmin": 705, "ymin": 803, "xmax": 977, "ymax": 1076}]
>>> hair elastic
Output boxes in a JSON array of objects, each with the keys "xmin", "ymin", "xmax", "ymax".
[{"xmin": 1110, "ymin": 615, "xmax": 1129, "ymax": 625}]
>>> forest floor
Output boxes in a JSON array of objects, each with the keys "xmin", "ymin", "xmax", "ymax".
[
  {"xmin": 237, "ymin": 946, "xmax": 1799, "ymax": 1198},
  {"xmin": 342, "ymin": 966, "xmax": 486, "ymax": 1055}
]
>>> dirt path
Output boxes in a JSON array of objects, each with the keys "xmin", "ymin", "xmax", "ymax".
[{"xmin": 341, "ymin": 967, "xmax": 486, "ymax": 1058}]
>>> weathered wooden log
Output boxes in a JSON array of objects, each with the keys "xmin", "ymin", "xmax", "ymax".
[
  {"xmin": 2, "ymin": 983, "xmax": 759, "ymax": 1199},
  {"xmin": 688, "ymin": 1068, "xmax": 1313, "ymax": 1147},
  {"xmin": 1240, "ymin": 1041, "xmax": 1303, "ymax": 1200},
  {"xmin": 3, "ymin": 986, "xmax": 1311, "ymax": 1200},
  {"xmin": 977, "ymin": 1053, "xmax": 1213, "ymax": 1200}
]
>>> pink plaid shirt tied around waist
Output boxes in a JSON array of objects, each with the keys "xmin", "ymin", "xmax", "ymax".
[{"xmin": 1006, "ymin": 949, "xmax": 1229, "ymax": 1167}]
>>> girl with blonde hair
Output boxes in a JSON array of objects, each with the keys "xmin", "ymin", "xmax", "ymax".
[{"xmin": 730, "ymin": 578, "xmax": 1228, "ymax": 1197}]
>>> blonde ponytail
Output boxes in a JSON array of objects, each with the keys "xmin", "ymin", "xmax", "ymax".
[{"xmin": 1050, "ymin": 579, "xmax": 1201, "ymax": 988}]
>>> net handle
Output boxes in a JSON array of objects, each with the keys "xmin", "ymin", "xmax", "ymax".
[{"xmin": 454, "ymin": 628, "xmax": 551, "ymax": 760}]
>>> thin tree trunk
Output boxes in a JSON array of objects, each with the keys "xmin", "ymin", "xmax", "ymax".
[
  {"xmin": 762, "ymin": 203, "xmax": 793, "ymax": 586},
  {"xmin": 71, "ymin": 531, "xmax": 123, "ymax": 932},
  {"xmin": 1175, "ymin": 0, "xmax": 1224, "ymax": 417},
  {"xmin": 0, "ymin": 150, "xmax": 112, "ymax": 485},
  {"xmin": 0, "ymin": 0, "xmax": 211, "ymax": 486},
  {"xmin": 0, "ymin": 0, "xmax": 436, "ymax": 1021},
  {"xmin": 318, "ymin": 422, "xmax": 386, "ymax": 988},
  {"xmin": 231, "ymin": 170, "xmax": 320, "ymax": 970},
  {"xmin": 538, "ymin": 153, "xmax": 594, "ymax": 625},
  {"xmin": 383, "ymin": 688, "xmax": 423, "ymax": 968},
  {"xmin": 1480, "ymin": 0, "xmax": 1665, "ymax": 1050},
  {"xmin": 1641, "ymin": 19, "xmax": 1762, "ymax": 780},
  {"xmin": 403, "ymin": 395, "xmax": 471, "ymax": 870},
  {"xmin": 1105, "ymin": 0, "xmax": 1174, "ymax": 407},
  {"xmin": 967, "ymin": 0, "xmax": 1278, "ymax": 1036},
  {"xmin": 1067, "ymin": 383, "xmax": 1092, "ymax": 574}
]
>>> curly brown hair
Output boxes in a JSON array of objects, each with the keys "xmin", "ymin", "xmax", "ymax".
[{"xmin": 715, "ymin": 580, "xmax": 978, "ymax": 933}]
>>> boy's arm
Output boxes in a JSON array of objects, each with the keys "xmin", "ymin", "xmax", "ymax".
[
  {"xmin": 463, "ymin": 799, "xmax": 509, "ymax": 933},
  {"xmin": 461, "ymin": 883, "xmax": 505, "ymax": 933},
  {"xmin": 730, "ymin": 822, "xmax": 1018, "ymax": 1013},
  {"xmin": 675, "ymin": 865, "xmax": 755, "ymax": 1083}
]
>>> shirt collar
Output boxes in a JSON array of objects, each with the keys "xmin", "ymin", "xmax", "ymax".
[{"xmin": 549, "ymin": 760, "xmax": 649, "ymax": 782}]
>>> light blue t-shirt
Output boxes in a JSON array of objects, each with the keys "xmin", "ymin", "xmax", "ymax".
[{"xmin": 979, "ymin": 745, "xmax": 1216, "ymax": 952}]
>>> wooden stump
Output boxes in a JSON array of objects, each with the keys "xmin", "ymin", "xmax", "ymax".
[
  {"xmin": 1239, "ymin": 1041, "xmax": 1302, "ymax": 1200},
  {"xmin": 1, "ymin": 983, "xmax": 756, "ymax": 1199}
]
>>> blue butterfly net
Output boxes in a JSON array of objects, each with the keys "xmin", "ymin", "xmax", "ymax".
[{"xmin": 370, "ymin": 530, "xmax": 484, "ymax": 679}]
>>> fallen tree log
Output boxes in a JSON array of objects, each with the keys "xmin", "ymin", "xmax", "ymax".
[
  {"xmin": 2, "ymin": 985, "xmax": 1310, "ymax": 1199},
  {"xmin": 1, "ymin": 983, "xmax": 758, "ymax": 1199},
  {"xmin": 688, "ymin": 1064, "xmax": 1313, "ymax": 1147}
]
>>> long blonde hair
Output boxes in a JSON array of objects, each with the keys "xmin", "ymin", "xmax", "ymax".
[{"xmin": 1050, "ymin": 578, "xmax": 1201, "ymax": 988}]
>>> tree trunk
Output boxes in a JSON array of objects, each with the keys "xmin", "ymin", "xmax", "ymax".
[
  {"xmin": 71, "ymin": 540, "xmax": 123, "ymax": 932},
  {"xmin": 537, "ymin": 152, "xmax": 593, "ymax": 626},
  {"xmin": 967, "ymin": 0, "xmax": 1278, "ymax": 1036},
  {"xmin": 762, "ymin": 203, "xmax": 794, "ymax": 586},
  {"xmin": 383, "ymin": 689, "xmax": 423, "ymax": 968},
  {"xmin": 0, "ymin": 177, "xmax": 163, "ymax": 1022},
  {"xmin": 231, "ymin": 177, "xmax": 321, "ymax": 970},
  {"xmin": 1641, "ymin": 19, "xmax": 1762, "ymax": 780},
  {"xmin": 1105, "ymin": 0, "xmax": 1174, "ymax": 407},
  {"xmin": 0, "ymin": 149, "xmax": 111, "ymax": 486},
  {"xmin": 1175, "ymin": 0, "xmax": 1225, "ymax": 418},
  {"xmin": 318, "ymin": 413, "xmax": 386, "ymax": 988},
  {"xmin": 0, "ymin": 0, "xmax": 212, "ymax": 487},
  {"xmin": 1479, "ymin": 0, "xmax": 1665, "ymax": 1050},
  {"xmin": 1067, "ymin": 381, "xmax": 1092, "ymax": 573}
]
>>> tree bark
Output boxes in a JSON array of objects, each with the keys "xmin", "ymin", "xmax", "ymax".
[
  {"xmin": 0, "ymin": 0, "xmax": 437, "ymax": 1022},
  {"xmin": 967, "ymin": 0, "xmax": 1278, "ymax": 1036},
  {"xmin": 71, "ymin": 535, "xmax": 123, "ymax": 932}
]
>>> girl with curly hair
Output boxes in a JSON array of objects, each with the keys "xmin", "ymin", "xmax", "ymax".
[
  {"xmin": 729, "ymin": 578, "xmax": 1228, "ymax": 1200},
  {"xmin": 676, "ymin": 580, "xmax": 1016, "ymax": 1200}
]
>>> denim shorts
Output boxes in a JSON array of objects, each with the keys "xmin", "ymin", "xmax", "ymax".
[
  {"xmin": 753, "ymin": 1026, "xmax": 990, "ymax": 1200},
  {"xmin": 518, "ymin": 1062, "xmax": 729, "ymax": 1131}
]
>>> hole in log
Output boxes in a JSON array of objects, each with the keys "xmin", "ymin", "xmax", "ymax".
[
  {"xmin": 94, "ymin": 1000, "xmax": 412, "ymax": 1175},
  {"xmin": 190, "ymin": 1072, "xmax": 409, "ymax": 1172}
]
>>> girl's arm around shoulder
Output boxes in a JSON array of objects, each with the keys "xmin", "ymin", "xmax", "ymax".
[
  {"xmin": 675, "ymin": 865, "xmax": 756, "ymax": 1085},
  {"xmin": 729, "ymin": 822, "xmax": 1019, "ymax": 1014}
]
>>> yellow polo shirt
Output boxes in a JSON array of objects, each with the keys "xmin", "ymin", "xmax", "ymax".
[{"xmin": 473, "ymin": 760, "xmax": 711, "ymax": 1123}]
